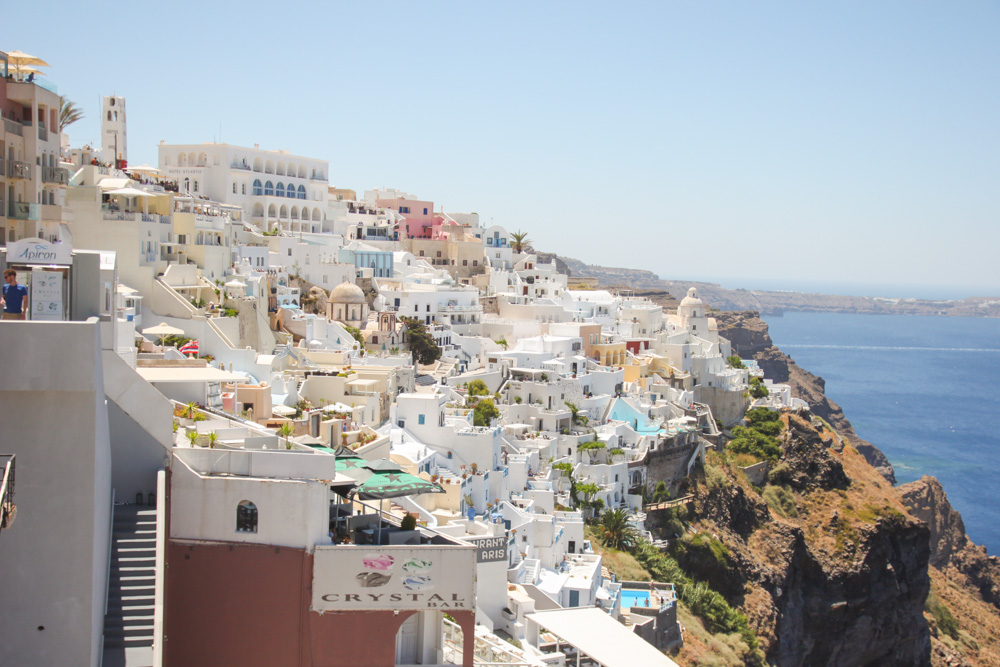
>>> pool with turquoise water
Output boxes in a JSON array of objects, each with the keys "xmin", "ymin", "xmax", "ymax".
[{"xmin": 620, "ymin": 589, "xmax": 650, "ymax": 610}]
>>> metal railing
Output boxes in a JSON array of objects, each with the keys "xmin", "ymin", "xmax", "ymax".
[
  {"xmin": 8, "ymin": 202, "xmax": 39, "ymax": 220},
  {"xmin": 0, "ymin": 455, "xmax": 16, "ymax": 533},
  {"xmin": 42, "ymin": 166, "xmax": 68, "ymax": 184},
  {"xmin": 3, "ymin": 118, "xmax": 23, "ymax": 136},
  {"xmin": 7, "ymin": 160, "xmax": 32, "ymax": 180}
]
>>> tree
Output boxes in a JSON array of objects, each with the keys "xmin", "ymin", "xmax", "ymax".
[
  {"xmin": 577, "ymin": 482, "xmax": 600, "ymax": 508},
  {"xmin": 726, "ymin": 355, "xmax": 745, "ymax": 369},
  {"xmin": 748, "ymin": 376, "xmax": 769, "ymax": 399},
  {"xmin": 466, "ymin": 379, "xmax": 490, "ymax": 398},
  {"xmin": 473, "ymin": 399, "xmax": 500, "ymax": 427},
  {"xmin": 278, "ymin": 422, "xmax": 295, "ymax": 450},
  {"xmin": 598, "ymin": 508, "xmax": 639, "ymax": 550},
  {"xmin": 510, "ymin": 231, "xmax": 531, "ymax": 254},
  {"xmin": 59, "ymin": 97, "xmax": 84, "ymax": 132},
  {"xmin": 727, "ymin": 426, "xmax": 781, "ymax": 461},
  {"xmin": 207, "ymin": 432, "xmax": 219, "ymax": 449},
  {"xmin": 402, "ymin": 317, "xmax": 442, "ymax": 366}
]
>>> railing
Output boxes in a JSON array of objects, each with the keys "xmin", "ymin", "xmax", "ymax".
[
  {"xmin": 38, "ymin": 124, "xmax": 48, "ymax": 141},
  {"xmin": 8, "ymin": 202, "xmax": 39, "ymax": 220},
  {"xmin": 231, "ymin": 163, "xmax": 251, "ymax": 171},
  {"xmin": 0, "ymin": 455, "xmax": 15, "ymax": 533},
  {"xmin": 3, "ymin": 118, "xmax": 23, "ymax": 136},
  {"xmin": 42, "ymin": 166, "xmax": 68, "ymax": 184},
  {"xmin": 7, "ymin": 160, "xmax": 32, "ymax": 180},
  {"xmin": 310, "ymin": 173, "xmax": 327, "ymax": 181}
]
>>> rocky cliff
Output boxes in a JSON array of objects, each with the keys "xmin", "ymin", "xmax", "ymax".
[
  {"xmin": 715, "ymin": 310, "xmax": 896, "ymax": 484},
  {"xmin": 666, "ymin": 413, "xmax": 932, "ymax": 666}
]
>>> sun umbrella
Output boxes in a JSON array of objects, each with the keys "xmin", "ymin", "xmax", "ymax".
[
  {"xmin": 179, "ymin": 340, "xmax": 199, "ymax": 355},
  {"xmin": 5, "ymin": 51, "xmax": 50, "ymax": 68},
  {"xmin": 142, "ymin": 322, "xmax": 185, "ymax": 345},
  {"xmin": 106, "ymin": 187, "xmax": 159, "ymax": 198},
  {"xmin": 347, "ymin": 458, "xmax": 445, "ymax": 501}
]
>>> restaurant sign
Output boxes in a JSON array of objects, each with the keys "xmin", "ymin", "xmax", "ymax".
[
  {"xmin": 466, "ymin": 535, "xmax": 508, "ymax": 563},
  {"xmin": 312, "ymin": 545, "xmax": 476, "ymax": 611}
]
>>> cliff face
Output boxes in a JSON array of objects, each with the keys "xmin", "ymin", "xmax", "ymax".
[
  {"xmin": 673, "ymin": 414, "xmax": 931, "ymax": 666},
  {"xmin": 715, "ymin": 310, "xmax": 896, "ymax": 484},
  {"xmin": 899, "ymin": 477, "xmax": 1000, "ymax": 609}
]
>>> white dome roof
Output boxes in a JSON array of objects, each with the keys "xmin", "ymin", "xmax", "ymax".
[
  {"xmin": 680, "ymin": 287, "xmax": 703, "ymax": 307},
  {"xmin": 329, "ymin": 281, "xmax": 365, "ymax": 304}
]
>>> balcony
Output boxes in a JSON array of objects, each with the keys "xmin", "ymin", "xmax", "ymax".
[
  {"xmin": 2, "ymin": 118, "xmax": 23, "ymax": 137},
  {"xmin": 0, "ymin": 455, "xmax": 15, "ymax": 534},
  {"xmin": 230, "ymin": 162, "xmax": 251, "ymax": 171},
  {"xmin": 38, "ymin": 124, "xmax": 48, "ymax": 141},
  {"xmin": 8, "ymin": 202, "xmax": 39, "ymax": 220},
  {"xmin": 42, "ymin": 166, "xmax": 68, "ymax": 185},
  {"xmin": 102, "ymin": 209, "xmax": 169, "ymax": 224},
  {"xmin": 7, "ymin": 160, "xmax": 32, "ymax": 180},
  {"xmin": 309, "ymin": 172, "xmax": 327, "ymax": 182}
]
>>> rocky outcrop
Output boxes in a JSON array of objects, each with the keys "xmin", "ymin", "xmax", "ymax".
[
  {"xmin": 716, "ymin": 311, "xmax": 897, "ymax": 484},
  {"xmin": 677, "ymin": 415, "xmax": 931, "ymax": 666},
  {"xmin": 899, "ymin": 476, "xmax": 1000, "ymax": 610}
]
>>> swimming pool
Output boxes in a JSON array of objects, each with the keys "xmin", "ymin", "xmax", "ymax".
[{"xmin": 620, "ymin": 589, "xmax": 651, "ymax": 610}]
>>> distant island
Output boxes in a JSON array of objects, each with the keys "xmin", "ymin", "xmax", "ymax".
[{"xmin": 546, "ymin": 254, "xmax": 1000, "ymax": 318}]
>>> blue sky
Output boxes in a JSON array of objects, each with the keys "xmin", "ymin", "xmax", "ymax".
[{"xmin": 8, "ymin": 1, "xmax": 999, "ymax": 298}]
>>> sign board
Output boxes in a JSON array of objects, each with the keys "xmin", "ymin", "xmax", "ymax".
[
  {"xmin": 466, "ymin": 535, "xmax": 508, "ymax": 563},
  {"xmin": 30, "ymin": 269, "xmax": 65, "ymax": 321},
  {"xmin": 7, "ymin": 238, "xmax": 73, "ymax": 265},
  {"xmin": 312, "ymin": 545, "xmax": 476, "ymax": 611}
]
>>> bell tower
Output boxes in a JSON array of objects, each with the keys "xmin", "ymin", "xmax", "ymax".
[{"xmin": 102, "ymin": 96, "xmax": 127, "ymax": 169}]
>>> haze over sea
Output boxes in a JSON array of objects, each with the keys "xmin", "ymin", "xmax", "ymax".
[{"xmin": 761, "ymin": 311, "xmax": 1000, "ymax": 555}]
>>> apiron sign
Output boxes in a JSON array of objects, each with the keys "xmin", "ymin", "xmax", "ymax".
[
  {"xmin": 7, "ymin": 238, "xmax": 73, "ymax": 265},
  {"xmin": 312, "ymin": 545, "xmax": 476, "ymax": 611}
]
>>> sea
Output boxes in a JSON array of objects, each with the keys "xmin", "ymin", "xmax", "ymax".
[{"xmin": 760, "ymin": 311, "xmax": 1000, "ymax": 556}]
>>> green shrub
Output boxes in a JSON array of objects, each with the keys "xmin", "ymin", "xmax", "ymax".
[
  {"xmin": 400, "ymin": 513, "xmax": 418, "ymax": 531},
  {"xmin": 578, "ymin": 440, "xmax": 606, "ymax": 452},
  {"xmin": 925, "ymin": 592, "xmax": 959, "ymax": 639},
  {"xmin": 762, "ymin": 484, "xmax": 798, "ymax": 518},
  {"xmin": 727, "ymin": 426, "xmax": 781, "ymax": 462},
  {"xmin": 726, "ymin": 355, "xmax": 745, "ymax": 369},
  {"xmin": 749, "ymin": 376, "xmax": 769, "ymax": 399}
]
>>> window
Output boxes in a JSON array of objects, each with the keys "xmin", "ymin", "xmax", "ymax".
[
  {"xmin": 419, "ymin": 250, "xmax": 425, "ymax": 256},
  {"xmin": 423, "ymin": 208, "xmax": 428, "ymax": 215},
  {"xmin": 399, "ymin": 206, "xmax": 410, "ymax": 214},
  {"xmin": 288, "ymin": 248, "xmax": 292, "ymax": 256},
  {"xmin": 472, "ymin": 260, "xmax": 478, "ymax": 266},
  {"xmin": 242, "ymin": 183, "xmax": 246, "ymax": 195},
  {"xmin": 236, "ymin": 500, "xmax": 258, "ymax": 533},
  {"xmin": 426, "ymin": 305, "xmax": 430, "ymax": 312},
  {"xmin": 436, "ymin": 251, "xmax": 442, "ymax": 258},
  {"xmin": 233, "ymin": 183, "xmax": 237, "ymax": 194},
  {"xmin": 418, "ymin": 414, "xmax": 425, "ymax": 425},
  {"xmin": 463, "ymin": 260, "xmax": 468, "ymax": 266},
  {"xmin": 275, "ymin": 183, "xmax": 285, "ymax": 198},
  {"xmin": 265, "ymin": 181, "xmax": 274, "ymax": 196},
  {"xmin": 298, "ymin": 185, "xmax": 306, "ymax": 200},
  {"xmin": 253, "ymin": 180, "xmax": 262, "ymax": 196},
  {"xmin": 193, "ymin": 180, "xmax": 199, "ymax": 193}
]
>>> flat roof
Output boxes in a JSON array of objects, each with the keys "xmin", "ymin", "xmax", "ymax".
[
  {"xmin": 137, "ymin": 366, "xmax": 244, "ymax": 384},
  {"xmin": 527, "ymin": 607, "xmax": 678, "ymax": 667}
]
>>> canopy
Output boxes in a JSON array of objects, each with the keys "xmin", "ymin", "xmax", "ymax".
[
  {"xmin": 348, "ymin": 470, "xmax": 445, "ymax": 500},
  {"xmin": 98, "ymin": 178, "xmax": 132, "ymax": 191},
  {"xmin": 526, "ymin": 607, "xmax": 679, "ymax": 667},
  {"xmin": 106, "ymin": 187, "xmax": 158, "ymax": 198},
  {"xmin": 126, "ymin": 164, "xmax": 162, "ymax": 175},
  {"xmin": 142, "ymin": 322, "xmax": 185, "ymax": 336}
]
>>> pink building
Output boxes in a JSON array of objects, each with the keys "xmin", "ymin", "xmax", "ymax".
[{"xmin": 377, "ymin": 197, "xmax": 435, "ymax": 239}]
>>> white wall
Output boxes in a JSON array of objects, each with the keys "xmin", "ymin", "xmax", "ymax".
[{"xmin": 0, "ymin": 319, "xmax": 112, "ymax": 667}]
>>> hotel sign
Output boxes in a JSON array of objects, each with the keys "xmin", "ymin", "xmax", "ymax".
[
  {"xmin": 312, "ymin": 545, "xmax": 476, "ymax": 611},
  {"xmin": 7, "ymin": 238, "xmax": 73, "ymax": 265}
]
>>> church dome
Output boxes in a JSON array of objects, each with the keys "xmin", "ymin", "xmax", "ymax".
[
  {"xmin": 680, "ymin": 287, "xmax": 703, "ymax": 307},
  {"xmin": 329, "ymin": 281, "xmax": 366, "ymax": 304}
]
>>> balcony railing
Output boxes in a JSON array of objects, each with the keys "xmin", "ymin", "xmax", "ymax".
[
  {"xmin": 42, "ymin": 166, "xmax": 68, "ymax": 185},
  {"xmin": 0, "ymin": 455, "xmax": 15, "ymax": 534},
  {"xmin": 310, "ymin": 173, "xmax": 327, "ymax": 181},
  {"xmin": 8, "ymin": 202, "xmax": 39, "ymax": 220},
  {"xmin": 7, "ymin": 160, "xmax": 32, "ymax": 180},
  {"xmin": 230, "ymin": 162, "xmax": 251, "ymax": 171},
  {"xmin": 2, "ymin": 118, "xmax": 23, "ymax": 136},
  {"xmin": 38, "ymin": 125, "xmax": 48, "ymax": 141}
]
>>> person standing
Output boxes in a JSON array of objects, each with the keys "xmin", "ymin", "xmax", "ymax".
[{"xmin": 2, "ymin": 269, "xmax": 28, "ymax": 320}]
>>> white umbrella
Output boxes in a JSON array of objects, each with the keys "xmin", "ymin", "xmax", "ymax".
[
  {"xmin": 5, "ymin": 51, "xmax": 50, "ymax": 68},
  {"xmin": 142, "ymin": 322, "xmax": 185, "ymax": 345}
]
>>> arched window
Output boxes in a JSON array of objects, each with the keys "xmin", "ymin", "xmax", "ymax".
[
  {"xmin": 236, "ymin": 500, "xmax": 258, "ymax": 533},
  {"xmin": 279, "ymin": 205, "xmax": 288, "ymax": 219},
  {"xmin": 268, "ymin": 204, "xmax": 276, "ymax": 217},
  {"xmin": 252, "ymin": 179, "xmax": 262, "ymax": 196},
  {"xmin": 275, "ymin": 183, "xmax": 285, "ymax": 198},
  {"xmin": 297, "ymin": 185, "xmax": 306, "ymax": 200},
  {"xmin": 264, "ymin": 181, "xmax": 274, "ymax": 196},
  {"xmin": 253, "ymin": 203, "xmax": 264, "ymax": 217},
  {"xmin": 107, "ymin": 111, "xmax": 112, "ymax": 121},
  {"xmin": 312, "ymin": 209, "xmax": 321, "ymax": 221},
  {"xmin": 286, "ymin": 183, "xmax": 296, "ymax": 198},
  {"xmin": 290, "ymin": 206, "xmax": 299, "ymax": 220}
]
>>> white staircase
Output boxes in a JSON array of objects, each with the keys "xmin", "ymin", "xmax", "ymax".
[{"xmin": 102, "ymin": 505, "xmax": 157, "ymax": 667}]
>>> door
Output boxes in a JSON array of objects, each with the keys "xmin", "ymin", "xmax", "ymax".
[{"xmin": 395, "ymin": 614, "xmax": 419, "ymax": 665}]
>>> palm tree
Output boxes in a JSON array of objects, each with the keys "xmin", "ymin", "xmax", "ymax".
[
  {"xmin": 278, "ymin": 422, "xmax": 295, "ymax": 449},
  {"xmin": 510, "ymin": 231, "xmax": 531, "ymax": 254},
  {"xmin": 598, "ymin": 508, "xmax": 639, "ymax": 551},
  {"xmin": 207, "ymin": 432, "xmax": 219, "ymax": 449},
  {"xmin": 59, "ymin": 97, "xmax": 84, "ymax": 132},
  {"xmin": 185, "ymin": 429, "xmax": 200, "ymax": 447}
]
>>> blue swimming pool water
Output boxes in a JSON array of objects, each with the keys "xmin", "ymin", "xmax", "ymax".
[{"xmin": 620, "ymin": 589, "xmax": 650, "ymax": 609}]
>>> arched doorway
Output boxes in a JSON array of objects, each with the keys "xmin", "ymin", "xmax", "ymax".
[{"xmin": 394, "ymin": 614, "xmax": 419, "ymax": 665}]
